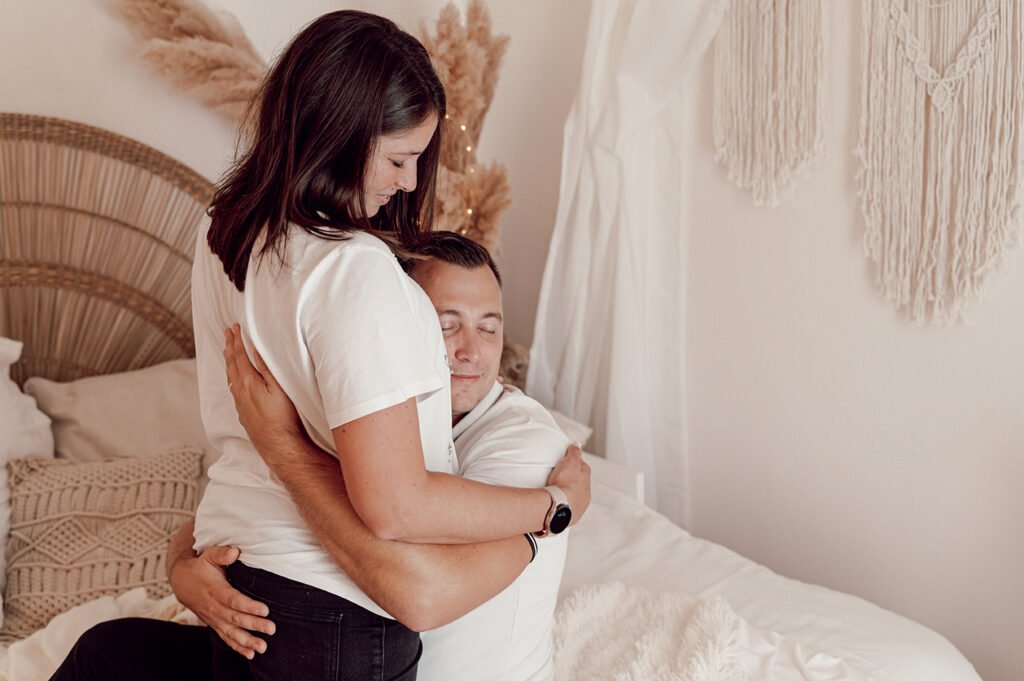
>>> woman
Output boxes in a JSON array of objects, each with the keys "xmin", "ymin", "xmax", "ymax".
[{"xmin": 52, "ymin": 10, "xmax": 586, "ymax": 681}]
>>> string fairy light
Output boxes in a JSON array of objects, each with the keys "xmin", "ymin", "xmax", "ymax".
[{"xmin": 444, "ymin": 108, "xmax": 481, "ymax": 234}]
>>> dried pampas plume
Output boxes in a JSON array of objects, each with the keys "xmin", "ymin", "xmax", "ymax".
[
  {"xmin": 106, "ymin": 0, "xmax": 265, "ymax": 121},
  {"xmin": 421, "ymin": 1, "xmax": 512, "ymax": 258}
]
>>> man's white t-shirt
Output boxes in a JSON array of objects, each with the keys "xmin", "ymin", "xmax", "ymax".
[
  {"xmin": 419, "ymin": 382, "xmax": 571, "ymax": 681},
  {"xmin": 190, "ymin": 220, "xmax": 455, "ymax": 617}
]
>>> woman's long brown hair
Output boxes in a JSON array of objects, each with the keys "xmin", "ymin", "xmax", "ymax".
[{"xmin": 207, "ymin": 10, "xmax": 446, "ymax": 290}]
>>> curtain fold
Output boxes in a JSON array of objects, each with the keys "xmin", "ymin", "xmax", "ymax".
[{"xmin": 529, "ymin": 0, "xmax": 728, "ymax": 525}]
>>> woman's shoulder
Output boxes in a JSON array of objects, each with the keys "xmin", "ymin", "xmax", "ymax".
[{"xmin": 285, "ymin": 225, "xmax": 399, "ymax": 269}]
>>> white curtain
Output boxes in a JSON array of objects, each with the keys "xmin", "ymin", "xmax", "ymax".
[{"xmin": 528, "ymin": 0, "xmax": 728, "ymax": 525}]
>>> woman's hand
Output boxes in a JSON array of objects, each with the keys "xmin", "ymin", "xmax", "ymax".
[
  {"xmin": 169, "ymin": 544, "xmax": 275, "ymax": 659},
  {"xmin": 545, "ymin": 443, "xmax": 591, "ymax": 527},
  {"xmin": 223, "ymin": 324, "xmax": 314, "ymax": 469}
]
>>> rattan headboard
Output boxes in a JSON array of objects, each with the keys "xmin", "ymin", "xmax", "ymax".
[{"xmin": 0, "ymin": 113, "xmax": 214, "ymax": 387}]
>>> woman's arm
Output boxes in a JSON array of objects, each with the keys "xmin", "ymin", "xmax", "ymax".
[
  {"xmin": 330, "ymin": 398, "xmax": 587, "ymax": 542},
  {"xmin": 226, "ymin": 325, "xmax": 590, "ymax": 544}
]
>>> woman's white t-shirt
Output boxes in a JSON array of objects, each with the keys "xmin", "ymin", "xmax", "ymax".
[{"xmin": 190, "ymin": 220, "xmax": 455, "ymax": 618}]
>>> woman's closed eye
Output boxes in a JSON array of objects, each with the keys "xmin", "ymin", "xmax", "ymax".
[{"xmin": 390, "ymin": 159, "xmax": 405, "ymax": 169}]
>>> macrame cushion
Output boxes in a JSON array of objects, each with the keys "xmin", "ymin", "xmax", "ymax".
[
  {"xmin": 1, "ymin": 447, "xmax": 202, "ymax": 640},
  {"xmin": 23, "ymin": 358, "xmax": 219, "ymax": 494}
]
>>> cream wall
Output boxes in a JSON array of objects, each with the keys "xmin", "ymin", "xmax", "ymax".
[
  {"xmin": 0, "ymin": 0, "xmax": 590, "ymax": 347},
  {"xmin": 686, "ymin": 4, "xmax": 1024, "ymax": 681}
]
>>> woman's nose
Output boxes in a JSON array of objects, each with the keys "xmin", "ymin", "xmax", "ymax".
[{"xmin": 397, "ymin": 163, "xmax": 417, "ymax": 192}]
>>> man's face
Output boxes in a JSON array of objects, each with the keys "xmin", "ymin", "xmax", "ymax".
[{"xmin": 412, "ymin": 260, "xmax": 503, "ymax": 423}]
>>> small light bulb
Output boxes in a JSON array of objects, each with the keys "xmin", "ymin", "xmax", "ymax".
[
  {"xmin": 466, "ymin": 208, "xmax": 473, "ymax": 215},
  {"xmin": 460, "ymin": 124, "xmax": 467, "ymax": 131},
  {"xmin": 466, "ymin": 145, "xmax": 473, "ymax": 152}
]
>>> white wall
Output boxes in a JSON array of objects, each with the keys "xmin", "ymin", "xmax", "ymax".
[
  {"xmin": 686, "ymin": 4, "xmax": 1024, "ymax": 681},
  {"xmin": 0, "ymin": 0, "xmax": 589, "ymax": 347}
]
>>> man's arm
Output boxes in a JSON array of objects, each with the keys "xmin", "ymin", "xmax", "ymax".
[
  {"xmin": 269, "ymin": 448, "xmax": 535, "ymax": 631},
  {"xmin": 166, "ymin": 520, "xmax": 275, "ymax": 658}
]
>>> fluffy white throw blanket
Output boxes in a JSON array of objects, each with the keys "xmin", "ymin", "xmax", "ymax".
[{"xmin": 554, "ymin": 583, "xmax": 748, "ymax": 681}]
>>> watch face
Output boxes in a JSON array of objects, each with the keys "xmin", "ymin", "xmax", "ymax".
[{"xmin": 549, "ymin": 505, "xmax": 572, "ymax": 535}]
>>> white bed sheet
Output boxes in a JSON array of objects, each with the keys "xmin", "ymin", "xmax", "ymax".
[{"xmin": 561, "ymin": 482, "xmax": 981, "ymax": 681}]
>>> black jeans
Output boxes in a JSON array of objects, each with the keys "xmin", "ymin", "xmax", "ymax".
[
  {"xmin": 49, "ymin": 562, "xmax": 422, "ymax": 681},
  {"xmin": 48, "ymin": 618, "xmax": 246, "ymax": 681}
]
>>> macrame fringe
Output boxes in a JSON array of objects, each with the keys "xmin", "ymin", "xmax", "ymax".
[
  {"xmin": 856, "ymin": 0, "xmax": 1024, "ymax": 324},
  {"xmin": 713, "ymin": 0, "xmax": 828, "ymax": 207}
]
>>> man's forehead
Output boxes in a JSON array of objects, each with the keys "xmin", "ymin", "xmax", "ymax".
[{"xmin": 413, "ymin": 261, "xmax": 501, "ymax": 306}]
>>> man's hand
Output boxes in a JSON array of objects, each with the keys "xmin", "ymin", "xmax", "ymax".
[
  {"xmin": 546, "ymin": 443, "xmax": 591, "ymax": 527},
  {"xmin": 224, "ymin": 324, "xmax": 316, "ymax": 469},
  {"xmin": 169, "ymin": 544, "xmax": 276, "ymax": 660}
]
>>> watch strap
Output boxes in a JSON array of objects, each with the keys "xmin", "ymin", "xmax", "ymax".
[{"xmin": 535, "ymin": 485, "xmax": 570, "ymax": 537}]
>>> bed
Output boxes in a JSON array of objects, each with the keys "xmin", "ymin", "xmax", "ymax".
[{"xmin": 0, "ymin": 113, "xmax": 983, "ymax": 680}]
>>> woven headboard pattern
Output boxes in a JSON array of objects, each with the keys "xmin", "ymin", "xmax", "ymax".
[{"xmin": 0, "ymin": 113, "xmax": 214, "ymax": 387}]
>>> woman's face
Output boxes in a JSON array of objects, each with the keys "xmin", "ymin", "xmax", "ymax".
[{"xmin": 363, "ymin": 113, "xmax": 439, "ymax": 218}]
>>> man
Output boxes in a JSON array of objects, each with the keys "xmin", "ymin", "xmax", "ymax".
[{"xmin": 180, "ymin": 232, "xmax": 577, "ymax": 680}]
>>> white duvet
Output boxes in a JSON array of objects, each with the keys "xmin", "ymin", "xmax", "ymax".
[{"xmin": 560, "ymin": 483, "xmax": 982, "ymax": 681}]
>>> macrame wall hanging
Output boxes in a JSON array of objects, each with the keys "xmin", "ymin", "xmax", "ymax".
[
  {"xmin": 857, "ymin": 0, "xmax": 1024, "ymax": 323},
  {"xmin": 713, "ymin": 0, "xmax": 828, "ymax": 207}
]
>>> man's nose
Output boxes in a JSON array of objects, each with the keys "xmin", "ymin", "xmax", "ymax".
[{"xmin": 454, "ymin": 331, "xmax": 480, "ymax": 363}]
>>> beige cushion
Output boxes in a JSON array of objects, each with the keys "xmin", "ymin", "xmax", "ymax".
[
  {"xmin": 23, "ymin": 359, "xmax": 219, "ymax": 492},
  {"xmin": 1, "ymin": 447, "xmax": 202, "ymax": 639}
]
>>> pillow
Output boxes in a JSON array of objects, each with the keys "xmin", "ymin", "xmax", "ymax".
[
  {"xmin": 548, "ymin": 408, "xmax": 594, "ymax": 448},
  {"xmin": 23, "ymin": 359, "xmax": 219, "ymax": 492},
  {"xmin": 0, "ymin": 337, "xmax": 54, "ymax": 462},
  {"xmin": 1, "ymin": 447, "xmax": 203, "ymax": 639},
  {"xmin": 0, "ymin": 337, "xmax": 56, "ymax": 622}
]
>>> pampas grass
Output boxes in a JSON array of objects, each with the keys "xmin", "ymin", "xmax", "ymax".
[
  {"xmin": 106, "ymin": 0, "xmax": 265, "ymax": 120},
  {"xmin": 422, "ymin": 0, "xmax": 512, "ymax": 256}
]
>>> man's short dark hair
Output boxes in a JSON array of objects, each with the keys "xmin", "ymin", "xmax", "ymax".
[{"xmin": 404, "ymin": 231, "xmax": 502, "ymax": 286}]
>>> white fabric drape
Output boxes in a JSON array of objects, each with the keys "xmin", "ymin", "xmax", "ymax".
[{"xmin": 528, "ymin": 0, "xmax": 728, "ymax": 525}]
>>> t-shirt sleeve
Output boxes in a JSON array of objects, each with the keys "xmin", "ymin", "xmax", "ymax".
[
  {"xmin": 459, "ymin": 417, "xmax": 570, "ymax": 489},
  {"xmin": 300, "ymin": 246, "xmax": 446, "ymax": 429}
]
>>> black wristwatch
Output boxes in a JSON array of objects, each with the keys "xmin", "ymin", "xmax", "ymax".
[{"xmin": 535, "ymin": 485, "xmax": 572, "ymax": 537}]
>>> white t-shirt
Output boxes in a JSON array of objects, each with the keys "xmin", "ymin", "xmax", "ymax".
[
  {"xmin": 190, "ymin": 219, "xmax": 455, "ymax": 618},
  {"xmin": 419, "ymin": 382, "xmax": 571, "ymax": 681}
]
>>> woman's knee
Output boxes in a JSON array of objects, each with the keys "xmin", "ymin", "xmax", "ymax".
[{"xmin": 51, "ymin": 620, "xmax": 131, "ymax": 680}]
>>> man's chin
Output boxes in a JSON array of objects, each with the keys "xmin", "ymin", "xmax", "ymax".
[{"xmin": 451, "ymin": 390, "xmax": 484, "ymax": 416}]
